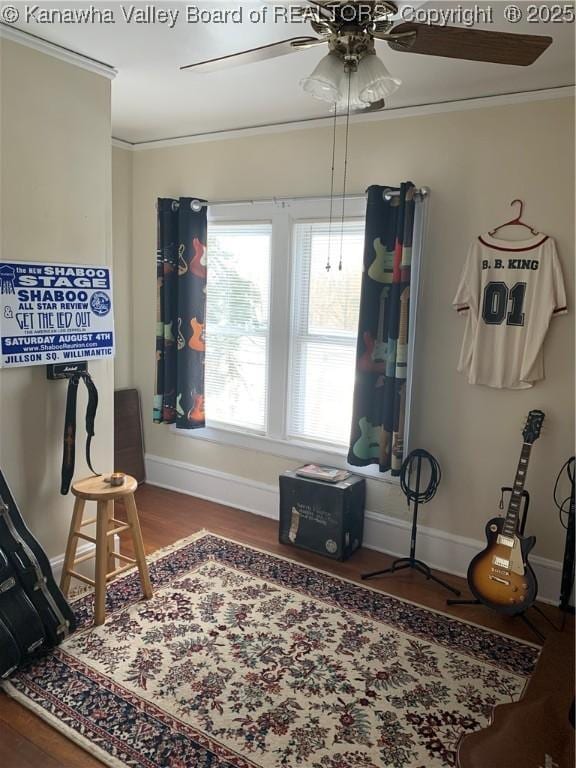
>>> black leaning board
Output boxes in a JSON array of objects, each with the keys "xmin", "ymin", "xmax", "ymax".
[
  {"xmin": 114, "ymin": 388, "xmax": 145, "ymax": 483},
  {"xmin": 279, "ymin": 471, "xmax": 365, "ymax": 561}
]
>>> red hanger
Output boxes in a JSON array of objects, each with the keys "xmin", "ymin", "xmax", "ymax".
[{"xmin": 489, "ymin": 199, "xmax": 539, "ymax": 237}]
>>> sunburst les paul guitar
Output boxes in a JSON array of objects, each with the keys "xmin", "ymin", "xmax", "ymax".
[{"xmin": 467, "ymin": 410, "xmax": 544, "ymax": 616}]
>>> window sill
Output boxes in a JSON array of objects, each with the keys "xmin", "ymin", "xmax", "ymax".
[{"xmin": 168, "ymin": 423, "xmax": 399, "ymax": 486}]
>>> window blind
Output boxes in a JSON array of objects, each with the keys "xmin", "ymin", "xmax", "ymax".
[
  {"xmin": 205, "ymin": 222, "xmax": 272, "ymax": 433},
  {"xmin": 287, "ymin": 220, "xmax": 365, "ymax": 446}
]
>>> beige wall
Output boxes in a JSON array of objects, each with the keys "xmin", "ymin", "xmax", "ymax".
[
  {"xmin": 112, "ymin": 146, "xmax": 133, "ymax": 388},
  {"xmin": 0, "ymin": 40, "xmax": 113, "ymax": 559},
  {"xmin": 126, "ymin": 97, "xmax": 574, "ymax": 562}
]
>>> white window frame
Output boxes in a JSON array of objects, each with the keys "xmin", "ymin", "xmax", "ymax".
[
  {"xmin": 171, "ymin": 197, "xmax": 426, "ymax": 484},
  {"xmin": 286, "ymin": 215, "xmax": 366, "ymax": 448},
  {"xmin": 203, "ymin": 218, "xmax": 273, "ymax": 436}
]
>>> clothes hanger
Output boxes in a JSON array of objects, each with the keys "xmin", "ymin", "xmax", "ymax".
[{"xmin": 489, "ymin": 199, "xmax": 539, "ymax": 237}]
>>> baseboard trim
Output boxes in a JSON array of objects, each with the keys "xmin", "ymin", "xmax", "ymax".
[
  {"xmin": 50, "ymin": 542, "xmax": 94, "ymax": 585},
  {"xmin": 49, "ymin": 535, "xmax": 120, "ymax": 586},
  {"xmin": 145, "ymin": 453, "xmax": 565, "ymax": 606}
]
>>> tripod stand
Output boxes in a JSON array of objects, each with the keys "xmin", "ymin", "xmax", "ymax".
[{"xmin": 362, "ymin": 449, "xmax": 461, "ymax": 596}]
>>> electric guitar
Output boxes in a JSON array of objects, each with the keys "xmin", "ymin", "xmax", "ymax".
[
  {"xmin": 190, "ymin": 237, "xmax": 207, "ymax": 279},
  {"xmin": 367, "ymin": 237, "xmax": 394, "ymax": 284},
  {"xmin": 178, "ymin": 244, "xmax": 188, "ymax": 276},
  {"xmin": 358, "ymin": 287, "xmax": 389, "ymax": 373},
  {"xmin": 391, "ymin": 381, "xmax": 407, "ymax": 468},
  {"xmin": 352, "ymin": 417, "xmax": 381, "ymax": 461},
  {"xmin": 395, "ymin": 286, "xmax": 410, "ymax": 380},
  {"xmin": 188, "ymin": 318, "xmax": 205, "ymax": 352},
  {"xmin": 187, "ymin": 394, "xmax": 205, "ymax": 424},
  {"xmin": 177, "ymin": 318, "xmax": 186, "ymax": 350},
  {"xmin": 467, "ymin": 410, "xmax": 544, "ymax": 616},
  {"xmin": 164, "ymin": 320, "xmax": 175, "ymax": 346}
]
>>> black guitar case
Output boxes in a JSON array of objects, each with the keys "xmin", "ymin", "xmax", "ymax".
[{"xmin": 0, "ymin": 470, "xmax": 76, "ymax": 678}]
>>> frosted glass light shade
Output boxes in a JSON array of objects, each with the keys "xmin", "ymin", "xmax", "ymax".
[
  {"xmin": 357, "ymin": 53, "xmax": 401, "ymax": 103},
  {"xmin": 338, "ymin": 70, "xmax": 369, "ymax": 111},
  {"xmin": 301, "ymin": 53, "xmax": 342, "ymax": 103}
]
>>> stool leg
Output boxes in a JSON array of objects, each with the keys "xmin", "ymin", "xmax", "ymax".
[
  {"xmin": 124, "ymin": 493, "xmax": 153, "ymax": 599},
  {"xmin": 94, "ymin": 501, "xmax": 109, "ymax": 625},
  {"xmin": 60, "ymin": 497, "xmax": 85, "ymax": 596},
  {"xmin": 106, "ymin": 500, "xmax": 116, "ymax": 573}
]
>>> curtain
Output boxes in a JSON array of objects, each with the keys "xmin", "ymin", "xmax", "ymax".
[
  {"xmin": 347, "ymin": 183, "xmax": 416, "ymax": 475},
  {"xmin": 154, "ymin": 197, "xmax": 207, "ymax": 429}
]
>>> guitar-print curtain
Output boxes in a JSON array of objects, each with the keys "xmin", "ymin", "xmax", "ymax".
[
  {"xmin": 154, "ymin": 197, "xmax": 207, "ymax": 429},
  {"xmin": 348, "ymin": 183, "xmax": 416, "ymax": 475}
]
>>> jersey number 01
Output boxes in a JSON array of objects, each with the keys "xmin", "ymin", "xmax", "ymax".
[{"xmin": 482, "ymin": 281, "xmax": 527, "ymax": 327}]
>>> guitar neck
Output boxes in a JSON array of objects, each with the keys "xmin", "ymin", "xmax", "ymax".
[
  {"xmin": 502, "ymin": 442, "xmax": 532, "ymax": 537},
  {"xmin": 376, "ymin": 289, "xmax": 386, "ymax": 343}
]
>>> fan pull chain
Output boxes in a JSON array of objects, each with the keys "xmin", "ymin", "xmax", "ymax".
[
  {"xmin": 326, "ymin": 101, "xmax": 338, "ymax": 272},
  {"xmin": 338, "ymin": 68, "xmax": 352, "ymax": 272}
]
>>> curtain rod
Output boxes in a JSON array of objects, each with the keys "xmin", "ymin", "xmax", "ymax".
[{"xmin": 187, "ymin": 188, "xmax": 429, "ymax": 211}]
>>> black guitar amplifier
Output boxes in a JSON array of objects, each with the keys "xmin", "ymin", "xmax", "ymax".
[{"xmin": 279, "ymin": 471, "xmax": 365, "ymax": 561}]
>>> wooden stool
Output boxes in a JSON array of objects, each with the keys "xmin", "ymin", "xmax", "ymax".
[{"xmin": 60, "ymin": 474, "xmax": 153, "ymax": 625}]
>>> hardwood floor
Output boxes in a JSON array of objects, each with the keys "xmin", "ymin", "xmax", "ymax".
[{"xmin": 0, "ymin": 483, "xmax": 573, "ymax": 767}]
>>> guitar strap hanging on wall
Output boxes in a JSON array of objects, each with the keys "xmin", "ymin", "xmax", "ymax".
[{"xmin": 60, "ymin": 371, "xmax": 99, "ymax": 495}]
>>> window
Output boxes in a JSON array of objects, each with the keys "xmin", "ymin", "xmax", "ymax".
[
  {"xmin": 181, "ymin": 197, "xmax": 421, "ymax": 478},
  {"xmin": 205, "ymin": 223, "xmax": 271, "ymax": 432},
  {"xmin": 288, "ymin": 221, "xmax": 364, "ymax": 446}
]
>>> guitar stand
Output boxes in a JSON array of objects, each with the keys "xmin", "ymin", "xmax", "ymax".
[
  {"xmin": 363, "ymin": 556, "xmax": 461, "ymax": 596},
  {"xmin": 446, "ymin": 596, "xmax": 554, "ymax": 643},
  {"xmin": 362, "ymin": 450, "xmax": 461, "ymax": 597},
  {"xmin": 447, "ymin": 488, "xmax": 555, "ymax": 643},
  {"xmin": 558, "ymin": 457, "xmax": 575, "ymax": 632}
]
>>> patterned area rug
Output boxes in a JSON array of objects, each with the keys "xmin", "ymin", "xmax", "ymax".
[{"xmin": 3, "ymin": 531, "xmax": 540, "ymax": 768}]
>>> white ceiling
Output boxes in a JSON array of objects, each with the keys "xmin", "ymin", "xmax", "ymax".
[{"xmin": 10, "ymin": 1, "xmax": 575, "ymax": 143}]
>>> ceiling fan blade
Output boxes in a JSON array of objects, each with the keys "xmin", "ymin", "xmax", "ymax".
[
  {"xmin": 385, "ymin": 22, "xmax": 552, "ymax": 66},
  {"xmin": 181, "ymin": 37, "xmax": 325, "ymax": 73}
]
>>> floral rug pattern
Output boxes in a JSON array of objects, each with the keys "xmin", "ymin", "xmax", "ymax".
[{"xmin": 4, "ymin": 533, "xmax": 539, "ymax": 768}]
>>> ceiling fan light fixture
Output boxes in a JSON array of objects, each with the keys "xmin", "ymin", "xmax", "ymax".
[
  {"xmin": 357, "ymin": 53, "xmax": 401, "ymax": 103},
  {"xmin": 300, "ymin": 52, "xmax": 342, "ymax": 103},
  {"xmin": 337, "ymin": 69, "xmax": 370, "ymax": 111}
]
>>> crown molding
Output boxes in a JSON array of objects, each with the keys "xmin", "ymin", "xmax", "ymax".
[
  {"xmin": 115, "ymin": 85, "xmax": 574, "ymax": 151},
  {"xmin": 112, "ymin": 138, "xmax": 134, "ymax": 150},
  {"xmin": 0, "ymin": 23, "xmax": 117, "ymax": 79}
]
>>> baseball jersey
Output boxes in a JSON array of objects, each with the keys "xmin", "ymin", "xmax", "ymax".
[{"xmin": 453, "ymin": 232, "xmax": 567, "ymax": 389}]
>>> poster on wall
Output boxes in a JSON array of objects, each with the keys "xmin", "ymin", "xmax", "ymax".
[{"xmin": 0, "ymin": 261, "xmax": 114, "ymax": 368}]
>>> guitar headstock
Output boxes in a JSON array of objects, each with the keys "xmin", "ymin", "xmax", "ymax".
[{"xmin": 523, "ymin": 410, "xmax": 545, "ymax": 444}]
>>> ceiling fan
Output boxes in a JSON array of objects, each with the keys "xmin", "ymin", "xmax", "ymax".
[{"xmin": 180, "ymin": 1, "xmax": 553, "ymax": 113}]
